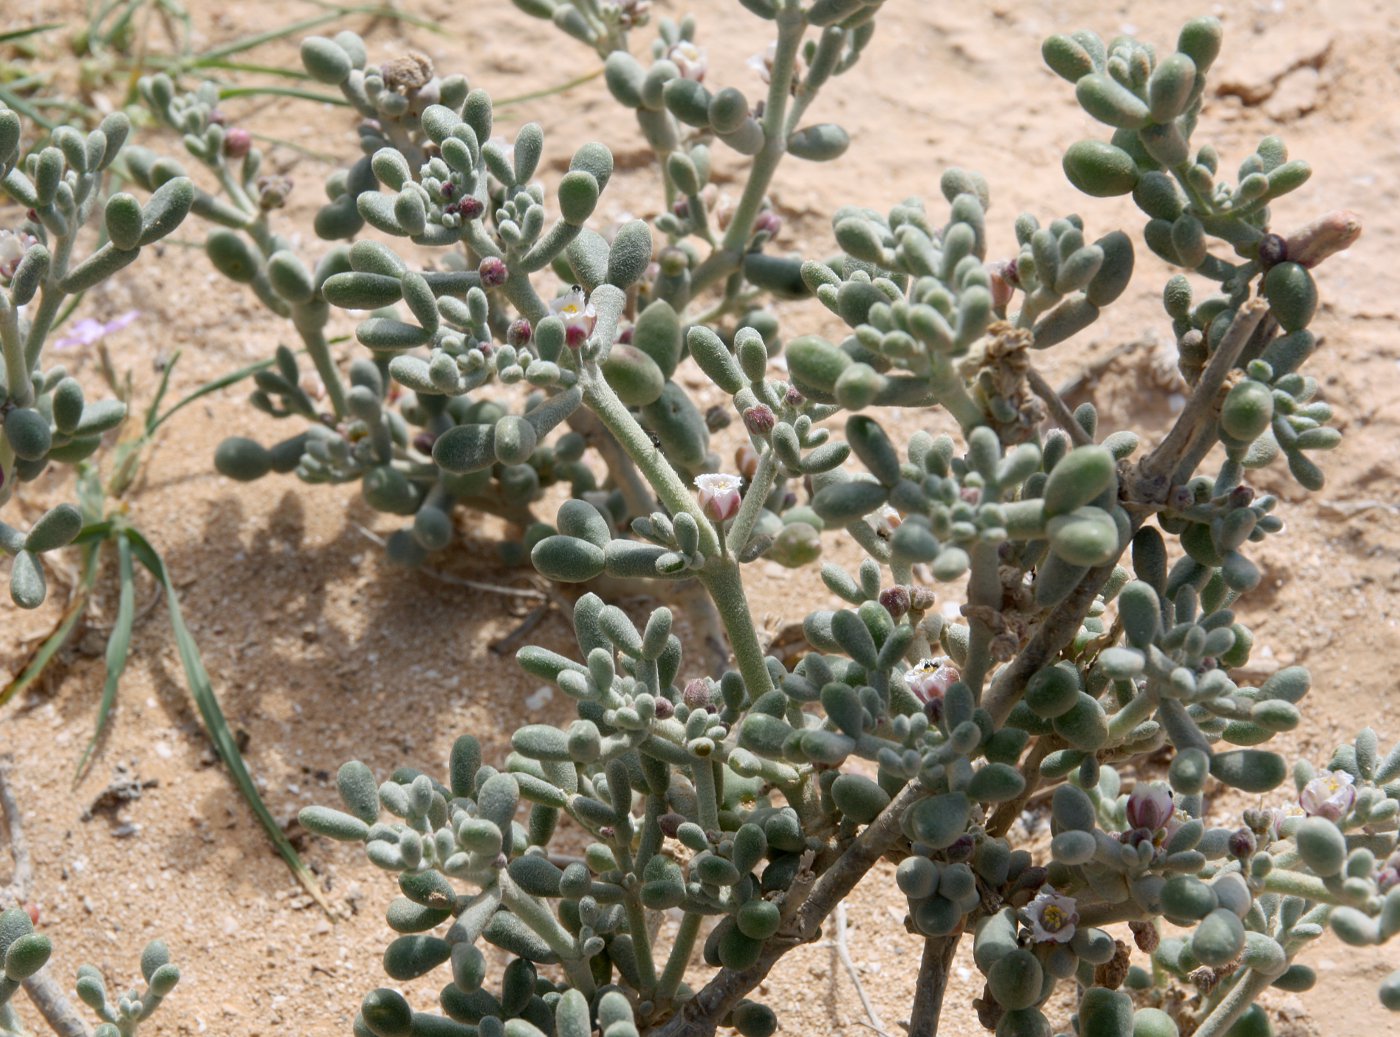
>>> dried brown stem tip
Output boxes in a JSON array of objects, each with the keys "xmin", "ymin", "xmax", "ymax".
[{"xmin": 1282, "ymin": 209, "xmax": 1362, "ymax": 269}]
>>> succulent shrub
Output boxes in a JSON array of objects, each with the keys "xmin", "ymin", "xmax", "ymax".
[
  {"xmin": 0, "ymin": 103, "xmax": 193, "ymax": 607},
  {"xmin": 128, "ymin": 0, "xmax": 882, "ymax": 574},
  {"xmin": 0, "ymin": 906, "xmax": 179, "ymax": 1036},
  {"xmin": 274, "ymin": 10, "xmax": 1400, "ymax": 1037}
]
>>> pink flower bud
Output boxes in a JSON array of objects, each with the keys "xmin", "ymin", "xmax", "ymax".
[
  {"xmin": 742, "ymin": 405, "xmax": 775, "ymax": 435},
  {"xmin": 1125, "ymin": 782, "xmax": 1175, "ymax": 833},
  {"xmin": 683, "ymin": 678, "xmax": 712, "ymax": 711},
  {"xmin": 223, "ymin": 128, "xmax": 252, "ymax": 159},
  {"xmin": 879, "ymin": 586, "xmax": 911, "ymax": 618},
  {"xmin": 694, "ymin": 473, "xmax": 743, "ymax": 523},
  {"xmin": 478, "ymin": 257, "xmax": 508, "ymax": 288},
  {"xmin": 508, "ymin": 318, "xmax": 532, "ymax": 348}
]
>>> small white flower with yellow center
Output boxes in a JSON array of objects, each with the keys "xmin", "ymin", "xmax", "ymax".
[
  {"xmin": 667, "ymin": 40, "xmax": 708, "ymax": 82},
  {"xmin": 550, "ymin": 285, "xmax": 597, "ymax": 350}
]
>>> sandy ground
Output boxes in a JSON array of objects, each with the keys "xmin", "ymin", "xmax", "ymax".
[{"xmin": 2, "ymin": 0, "xmax": 1399, "ymax": 1034}]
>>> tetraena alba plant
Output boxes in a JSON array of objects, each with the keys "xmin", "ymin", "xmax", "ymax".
[
  {"xmin": 0, "ymin": 106, "xmax": 193, "ymax": 607},
  {"xmin": 127, "ymin": 0, "xmax": 880, "ymax": 583},
  {"xmin": 254, "ymin": 10, "xmax": 1400, "ymax": 1037},
  {"xmin": 0, "ymin": 907, "xmax": 180, "ymax": 1037}
]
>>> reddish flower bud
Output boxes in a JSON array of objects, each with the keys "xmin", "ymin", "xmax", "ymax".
[
  {"xmin": 683, "ymin": 678, "xmax": 712, "ymax": 711},
  {"xmin": 508, "ymin": 318, "xmax": 533, "ymax": 348},
  {"xmin": 223, "ymin": 128, "xmax": 252, "ymax": 159},
  {"xmin": 1228, "ymin": 827, "xmax": 1256, "ymax": 859},
  {"xmin": 879, "ymin": 586, "xmax": 911, "ymax": 619},
  {"xmin": 742, "ymin": 405, "xmax": 775, "ymax": 435},
  {"xmin": 478, "ymin": 257, "xmax": 508, "ymax": 288}
]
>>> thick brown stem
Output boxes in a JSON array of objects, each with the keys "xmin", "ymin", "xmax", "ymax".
[
  {"xmin": 650, "ymin": 782, "xmax": 926, "ymax": 1037},
  {"xmin": 908, "ymin": 933, "xmax": 962, "ymax": 1037},
  {"xmin": 984, "ymin": 303, "xmax": 1272, "ymax": 727}
]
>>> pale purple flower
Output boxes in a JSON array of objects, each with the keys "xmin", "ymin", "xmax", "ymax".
[
  {"xmin": 667, "ymin": 40, "xmax": 708, "ymax": 82},
  {"xmin": 904, "ymin": 658, "xmax": 959, "ymax": 705},
  {"xmin": 1024, "ymin": 885, "xmax": 1079, "ymax": 944},
  {"xmin": 695, "ymin": 472, "xmax": 742, "ymax": 523},
  {"xmin": 1125, "ymin": 782, "xmax": 1175, "ymax": 833},
  {"xmin": 1299, "ymin": 769, "xmax": 1356, "ymax": 821},
  {"xmin": 549, "ymin": 285, "xmax": 597, "ymax": 350},
  {"xmin": 53, "ymin": 310, "xmax": 140, "ymax": 350}
]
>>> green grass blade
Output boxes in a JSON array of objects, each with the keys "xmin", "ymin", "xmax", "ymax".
[
  {"xmin": 0, "ymin": 542, "xmax": 102, "ymax": 711},
  {"xmin": 0, "ymin": 87, "xmax": 57, "ymax": 130},
  {"xmin": 146, "ymin": 355, "xmax": 273, "ymax": 437},
  {"xmin": 75, "ymin": 533, "xmax": 136, "ymax": 780},
  {"xmin": 142, "ymin": 349, "xmax": 181, "ymax": 434},
  {"xmin": 496, "ymin": 67, "xmax": 605, "ymax": 108},
  {"xmin": 192, "ymin": 9, "xmax": 362, "ymax": 63},
  {"xmin": 180, "ymin": 58, "xmax": 315, "ymax": 80},
  {"xmin": 124, "ymin": 528, "xmax": 332, "ymax": 913},
  {"xmin": 299, "ymin": 1, "xmax": 448, "ymax": 34},
  {"xmin": 0, "ymin": 24, "xmax": 64, "ymax": 44},
  {"xmin": 215, "ymin": 84, "xmax": 347, "ymax": 106}
]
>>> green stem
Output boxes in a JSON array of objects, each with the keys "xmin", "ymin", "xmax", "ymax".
[
  {"xmin": 296, "ymin": 321, "xmax": 348, "ymax": 419},
  {"xmin": 498, "ymin": 874, "xmax": 596, "ymax": 997},
  {"xmin": 961, "ymin": 541, "xmax": 1001, "ymax": 697},
  {"xmin": 727, "ymin": 449, "xmax": 779, "ymax": 563},
  {"xmin": 1193, "ymin": 968, "xmax": 1274, "ymax": 1037},
  {"xmin": 579, "ymin": 367, "xmax": 719, "ymax": 557},
  {"xmin": 926, "ymin": 353, "xmax": 985, "ymax": 433},
  {"xmin": 692, "ymin": 754, "xmax": 720, "ymax": 832},
  {"xmin": 697, "ymin": 560, "xmax": 774, "ymax": 702},
  {"xmin": 689, "ymin": 4, "xmax": 805, "ymax": 296},
  {"xmin": 622, "ymin": 888, "xmax": 658, "ymax": 1000},
  {"xmin": 656, "ymin": 911, "xmax": 703, "ymax": 1006},
  {"xmin": 23, "ymin": 234, "xmax": 77, "ymax": 368},
  {"xmin": 0, "ymin": 296, "xmax": 29, "ymax": 407}
]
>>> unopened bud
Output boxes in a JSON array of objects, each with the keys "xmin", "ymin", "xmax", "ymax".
[
  {"xmin": 879, "ymin": 586, "xmax": 911, "ymax": 618},
  {"xmin": 1228, "ymin": 827, "xmax": 1256, "ymax": 859},
  {"xmin": 508, "ymin": 318, "xmax": 532, "ymax": 348},
  {"xmin": 223, "ymin": 128, "xmax": 252, "ymax": 159},
  {"xmin": 742, "ymin": 405, "xmax": 775, "ymax": 435},
  {"xmin": 478, "ymin": 257, "xmax": 508, "ymax": 288},
  {"xmin": 683, "ymin": 678, "xmax": 712, "ymax": 711}
]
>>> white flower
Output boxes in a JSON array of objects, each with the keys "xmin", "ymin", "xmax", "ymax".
[
  {"xmin": 0, "ymin": 229, "xmax": 38, "ymax": 282},
  {"xmin": 695, "ymin": 472, "xmax": 742, "ymax": 523},
  {"xmin": 667, "ymin": 41, "xmax": 708, "ymax": 82},
  {"xmin": 874, "ymin": 504, "xmax": 902, "ymax": 538},
  {"xmin": 549, "ymin": 285, "xmax": 597, "ymax": 349},
  {"xmin": 747, "ymin": 43, "xmax": 777, "ymax": 84},
  {"xmin": 904, "ymin": 658, "xmax": 959, "ymax": 704},
  {"xmin": 1025, "ymin": 886, "xmax": 1079, "ymax": 944},
  {"xmin": 1299, "ymin": 769, "xmax": 1356, "ymax": 821}
]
